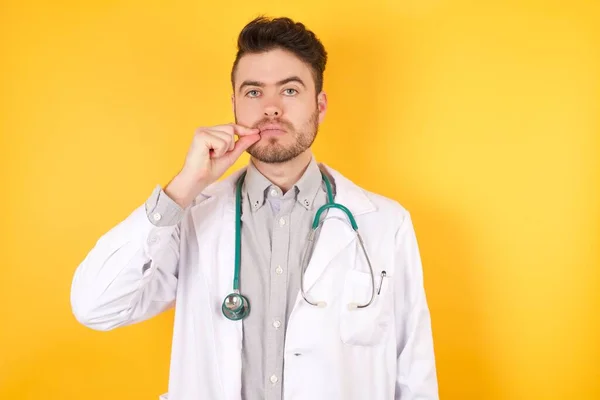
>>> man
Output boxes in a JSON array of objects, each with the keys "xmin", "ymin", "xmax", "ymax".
[{"xmin": 70, "ymin": 16, "xmax": 439, "ymax": 400}]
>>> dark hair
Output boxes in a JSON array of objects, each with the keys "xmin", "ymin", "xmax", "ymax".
[{"xmin": 231, "ymin": 16, "xmax": 328, "ymax": 94}]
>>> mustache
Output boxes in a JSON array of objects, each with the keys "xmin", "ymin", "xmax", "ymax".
[{"xmin": 253, "ymin": 118, "xmax": 294, "ymax": 131}]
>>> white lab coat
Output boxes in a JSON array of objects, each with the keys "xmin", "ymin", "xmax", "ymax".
[{"xmin": 70, "ymin": 163, "xmax": 438, "ymax": 400}]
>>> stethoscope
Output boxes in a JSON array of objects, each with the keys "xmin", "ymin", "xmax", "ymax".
[{"xmin": 221, "ymin": 169, "xmax": 377, "ymax": 321}]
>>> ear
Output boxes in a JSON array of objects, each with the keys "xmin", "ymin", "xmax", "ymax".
[{"xmin": 317, "ymin": 91, "xmax": 328, "ymax": 124}]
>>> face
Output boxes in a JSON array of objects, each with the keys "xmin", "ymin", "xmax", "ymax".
[{"xmin": 232, "ymin": 48, "xmax": 327, "ymax": 164}]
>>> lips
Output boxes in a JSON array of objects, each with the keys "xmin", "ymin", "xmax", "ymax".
[
  {"xmin": 258, "ymin": 124, "xmax": 286, "ymax": 136},
  {"xmin": 259, "ymin": 124, "xmax": 286, "ymax": 132}
]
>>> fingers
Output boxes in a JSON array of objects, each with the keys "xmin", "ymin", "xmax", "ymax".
[
  {"xmin": 229, "ymin": 123, "xmax": 260, "ymax": 137},
  {"xmin": 195, "ymin": 123, "xmax": 260, "ymax": 163},
  {"xmin": 223, "ymin": 134, "xmax": 260, "ymax": 163},
  {"xmin": 201, "ymin": 123, "xmax": 257, "ymax": 146},
  {"xmin": 203, "ymin": 123, "xmax": 259, "ymax": 137},
  {"xmin": 205, "ymin": 129, "xmax": 235, "ymax": 152},
  {"xmin": 202, "ymin": 134, "xmax": 229, "ymax": 158}
]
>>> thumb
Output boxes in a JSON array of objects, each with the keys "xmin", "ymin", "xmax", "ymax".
[{"xmin": 223, "ymin": 134, "xmax": 260, "ymax": 163}]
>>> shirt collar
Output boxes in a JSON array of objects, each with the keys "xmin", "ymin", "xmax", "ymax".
[
  {"xmin": 244, "ymin": 156, "xmax": 324, "ymax": 212},
  {"xmin": 293, "ymin": 156, "xmax": 323, "ymax": 210},
  {"xmin": 244, "ymin": 160, "xmax": 272, "ymax": 212}
]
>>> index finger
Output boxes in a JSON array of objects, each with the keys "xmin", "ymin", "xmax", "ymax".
[{"xmin": 230, "ymin": 123, "xmax": 260, "ymax": 137}]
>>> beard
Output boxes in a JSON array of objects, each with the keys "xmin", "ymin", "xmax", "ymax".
[{"xmin": 236, "ymin": 108, "xmax": 320, "ymax": 164}]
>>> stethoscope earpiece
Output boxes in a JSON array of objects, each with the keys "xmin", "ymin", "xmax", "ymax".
[{"xmin": 222, "ymin": 293, "xmax": 250, "ymax": 321}]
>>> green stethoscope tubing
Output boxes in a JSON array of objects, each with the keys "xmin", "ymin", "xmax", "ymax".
[{"xmin": 221, "ymin": 169, "xmax": 374, "ymax": 321}]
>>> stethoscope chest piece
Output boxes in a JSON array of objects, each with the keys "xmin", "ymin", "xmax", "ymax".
[{"xmin": 222, "ymin": 292, "xmax": 250, "ymax": 321}]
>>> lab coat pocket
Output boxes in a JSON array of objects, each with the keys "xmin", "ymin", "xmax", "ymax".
[{"xmin": 340, "ymin": 270, "xmax": 392, "ymax": 346}]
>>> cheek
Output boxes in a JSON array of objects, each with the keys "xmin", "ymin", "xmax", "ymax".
[
  {"xmin": 282, "ymin": 99, "xmax": 315, "ymax": 125},
  {"xmin": 235, "ymin": 100, "xmax": 262, "ymax": 124}
]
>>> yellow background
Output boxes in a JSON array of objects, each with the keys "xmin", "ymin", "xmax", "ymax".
[{"xmin": 1, "ymin": 0, "xmax": 598, "ymax": 399}]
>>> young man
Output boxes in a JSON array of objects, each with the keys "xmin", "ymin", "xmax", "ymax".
[{"xmin": 71, "ymin": 16, "xmax": 439, "ymax": 400}]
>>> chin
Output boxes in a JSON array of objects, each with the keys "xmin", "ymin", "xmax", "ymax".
[{"xmin": 248, "ymin": 147, "xmax": 296, "ymax": 164}]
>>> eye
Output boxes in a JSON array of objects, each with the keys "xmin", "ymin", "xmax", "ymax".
[
  {"xmin": 283, "ymin": 88, "xmax": 298, "ymax": 96},
  {"xmin": 246, "ymin": 90, "xmax": 261, "ymax": 98}
]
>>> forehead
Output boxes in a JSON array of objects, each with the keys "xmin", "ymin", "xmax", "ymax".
[{"xmin": 234, "ymin": 48, "xmax": 315, "ymax": 88}]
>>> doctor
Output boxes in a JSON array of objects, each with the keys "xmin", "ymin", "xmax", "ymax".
[{"xmin": 70, "ymin": 16, "xmax": 439, "ymax": 400}]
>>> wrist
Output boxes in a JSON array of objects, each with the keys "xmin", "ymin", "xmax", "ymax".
[{"xmin": 165, "ymin": 173, "xmax": 207, "ymax": 209}]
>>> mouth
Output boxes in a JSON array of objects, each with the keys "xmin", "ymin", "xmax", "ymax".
[{"xmin": 258, "ymin": 125, "xmax": 286, "ymax": 136}]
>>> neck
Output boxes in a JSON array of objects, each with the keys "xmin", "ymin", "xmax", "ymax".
[{"xmin": 250, "ymin": 149, "xmax": 314, "ymax": 193}]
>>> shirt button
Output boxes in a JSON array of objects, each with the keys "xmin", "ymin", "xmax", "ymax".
[
  {"xmin": 275, "ymin": 266, "xmax": 283, "ymax": 275},
  {"xmin": 152, "ymin": 212, "xmax": 162, "ymax": 221},
  {"xmin": 270, "ymin": 189, "xmax": 279, "ymax": 197},
  {"xmin": 270, "ymin": 374, "xmax": 278, "ymax": 384},
  {"xmin": 273, "ymin": 320, "xmax": 281, "ymax": 329},
  {"xmin": 279, "ymin": 217, "xmax": 286, "ymax": 226}
]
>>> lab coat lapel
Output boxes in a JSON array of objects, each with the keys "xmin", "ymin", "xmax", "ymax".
[
  {"xmin": 192, "ymin": 169, "xmax": 246, "ymax": 400},
  {"xmin": 302, "ymin": 165, "xmax": 377, "ymax": 293},
  {"xmin": 218, "ymin": 184, "xmax": 244, "ymax": 400},
  {"xmin": 195, "ymin": 169, "xmax": 246, "ymax": 308},
  {"xmin": 301, "ymin": 208, "xmax": 356, "ymax": 293}
]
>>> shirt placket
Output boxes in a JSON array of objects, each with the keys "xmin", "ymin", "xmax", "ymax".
[{"xmin": 265, "ymin": 188, "xmax": 295, "ymax": 400}]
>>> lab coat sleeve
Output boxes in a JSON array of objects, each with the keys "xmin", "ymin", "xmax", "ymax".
[
  {"xmin": 394, "ymin": 211, "xmax": 439, "ymax": 399},
  {"xmin": 70, "ymin": 187, "xmax": 183, "ymax": 331}
]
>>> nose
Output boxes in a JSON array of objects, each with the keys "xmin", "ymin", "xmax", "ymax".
[{"xmin": 263, "ymin": 104, "xmax": 282, "ymax": 118}]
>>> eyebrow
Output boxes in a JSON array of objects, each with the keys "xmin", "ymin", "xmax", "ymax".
[{"xmin": 238, "ymin": 76, "xmax": 306, "ymax": 93}]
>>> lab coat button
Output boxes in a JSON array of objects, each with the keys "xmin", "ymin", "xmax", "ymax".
[{"xmin": 270, "ymin": 375, "xmax": 278, "ymax": 384}]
